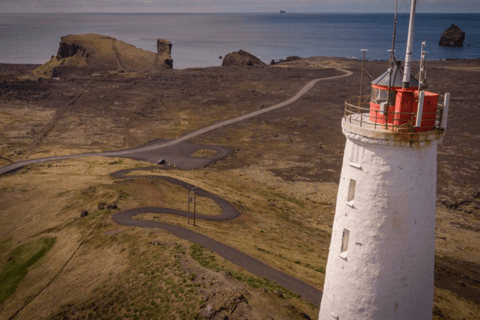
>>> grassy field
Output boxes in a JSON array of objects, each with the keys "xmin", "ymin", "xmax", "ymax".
[
  {"xmin": 1, "ymin": 58, "xmax": 480, "ymax": 319},
  {"xmin": 1, "ymin": 154, "xmax": 478, "ymax": 319},
  {"xmin": 0, "ymin": 157, "xmax": 332, "ymax": 319}
]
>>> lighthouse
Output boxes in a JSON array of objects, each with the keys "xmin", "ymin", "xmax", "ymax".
[{"xmin": 318, "ymin": 1, "xmax": 450, "ymax": 319}]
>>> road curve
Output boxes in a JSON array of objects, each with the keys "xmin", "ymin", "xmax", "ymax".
[
  {"xmin": 110, "ymin": 167, "xmax": 323, "ymax": 306},
  {"xmin": 0, "ymin": 67, "xmax": 353, "ymax": 306},
  {"xmin": 0, "ymin": 67, "xmax": 352, "ymax": 175}
]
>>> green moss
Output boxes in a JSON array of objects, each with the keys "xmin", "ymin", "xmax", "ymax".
[{"xmin": 0, "ymin": 237, "xmax": 56, "ymax": 303}]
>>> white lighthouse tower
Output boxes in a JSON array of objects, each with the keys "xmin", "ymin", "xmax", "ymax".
[{"xmin": 318, "ymin": 1, "xmax": 450, "ymax": 319}]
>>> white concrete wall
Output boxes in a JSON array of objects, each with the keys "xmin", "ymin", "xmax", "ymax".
[{"xmin": 319, "ymin": 134, "xmax": 439, "ymax": 320}]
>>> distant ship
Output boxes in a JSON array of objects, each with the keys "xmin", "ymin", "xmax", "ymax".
[{"xmin": 280, "ymin": 10, "xmax": 286, "ymax": 14}]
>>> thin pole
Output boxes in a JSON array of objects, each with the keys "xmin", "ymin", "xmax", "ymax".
[
  {"xmin": 418, "ymin": 41, "xmax": 427, "ymax": 90},
  {"xmin": 193, "ymin": 189, "xmax": 196, "ymax": 227},
  {"xmin": 390, "ymin": 0, "xmax": 398, "ymax": 62},
  {"xmin": 402, "ymin": 0, "xmax": 417, "ymax": 88},
  {"xmin": 385, "ymin": 0, "xmax": 398, "ymax": 130},
  {"xmin": 359, "ymin": 49, "xmax": 368, "ymax": 105},
  {"xmin": 187, "ymin": 186, "xmax": 190, "ymax": 225},
  {"xmin": 386, "ymin": 0, "xmax": 399, "ymax": 104}
]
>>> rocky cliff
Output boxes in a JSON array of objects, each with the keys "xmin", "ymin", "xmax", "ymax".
[{"xmin": 33, "ymin": 34, "xmax": 173, "ymax": 77}]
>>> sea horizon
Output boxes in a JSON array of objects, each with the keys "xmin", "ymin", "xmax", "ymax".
[{"xmin": 1, "ymin": 12, "xmax": 479, "ymax": 69}]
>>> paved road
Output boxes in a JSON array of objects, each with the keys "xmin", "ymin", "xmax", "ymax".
[
  {"xmin": 0, "ymin": 67, "xmax": 352, "ymax": 175},
  {"xmin": 1, "ymin": 67, "xmax": 353, "ymax": 306},
  {"xmin": 110, "ymin": 167, "xmax": 323, "ymax": 306}
]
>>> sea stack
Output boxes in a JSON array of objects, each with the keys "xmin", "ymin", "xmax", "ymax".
[
  {"xmin": 439, "ymin": 24, "xmax": 465, "ymax": 47},
  {"xmin": 157, "ymin": 39, "xmax": 173, "ymax": 68},
  {"xmin": 157, "ymin": 38, "xmax": 172, "ymax": 55}
]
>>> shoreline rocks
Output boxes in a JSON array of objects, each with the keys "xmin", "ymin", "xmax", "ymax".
[
  {"xmin": 439, "ymin": 24, "xmax": 465, "ymax": 47},
  {"xmin": 221, "ymin": 50, "xmax": 266, "ymax": 67},
  {"xmin": 270, "ymin": 55, "xmax": 302, "ymax": 65}
]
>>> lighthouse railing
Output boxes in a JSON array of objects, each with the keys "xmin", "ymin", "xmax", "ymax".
[{"xmin": 344, "ymin": 96, "xmax": 447, "ymax": 134}]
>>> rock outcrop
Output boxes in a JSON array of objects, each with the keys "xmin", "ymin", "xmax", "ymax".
[
  {"xmin": 221, "ymin": 50, "xmax": 266, "ymax": 67},
  {"xmin": 157, "ymin": 38, "xmax": 172, "ymax": 55},
  {"xmin": 439, "ymin": 24, "xmax": 465, "ymax": 47},
  {"xmin": 33, "ymin": 34, "xmax": 173, "ymax": 77},
  {"xmin": 157, "ymin": 39, "xmax": 173, "ymax": 68},
  {"xmin": 271, "ymin": 55, "xmax": 302, "ymax": 65}
]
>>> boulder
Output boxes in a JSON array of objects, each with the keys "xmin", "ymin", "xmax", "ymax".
[
  {"xmin": 439, "ymin": 24, "xmax": 465, "ymax": 47},
  {"xmin": 221, "ymin": 50, "xmax": 266, "ymax": 67},
  {"xmin": 33, "ymin": 34, "xmax": 173, "ymax": 77}
]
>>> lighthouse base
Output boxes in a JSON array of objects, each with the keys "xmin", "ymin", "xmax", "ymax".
[{"xmin": 318, "ymin": 128, "xmax": 441, "ymax": 320}]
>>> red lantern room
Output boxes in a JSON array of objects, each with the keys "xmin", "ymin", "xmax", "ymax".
[{"xmin": 369, "ymin": 61, "xmax": 439, "ymax": 132}]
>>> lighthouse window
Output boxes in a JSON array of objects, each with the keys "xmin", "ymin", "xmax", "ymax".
[
  {"xmin": 349, "ymin": 144, "xmax": 364, "ymax": 168},
  {"xmin": 341, "ymin": 229, "xmax": 350, "ymax": 253},
  {"xmin": 347, "ymin": 179, "xmax": 356, "ymax": 202},
  {"xmin": 372, "ymin": 87, "xmax": 396, "ymax": 105},
  {"xmin": 372, "ymin": 87, "xmax": 388, "ymax": 104}
]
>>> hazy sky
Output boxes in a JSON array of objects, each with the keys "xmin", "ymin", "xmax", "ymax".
[{"xmin": 1, "ymin": 0, "xmax": 478, "ymax": 13}]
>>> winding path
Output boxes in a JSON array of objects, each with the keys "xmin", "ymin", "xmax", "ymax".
[
  {"xmin": 1, "ymin": 67, "xmax": 353, "ymax": 306},
  {"xmin": 0, "ymin": 67, "xmax": 352, "ymax": 175},
  {"xmin": 110, "ymin": 167, "xmax": 323, "ymax": 305}
]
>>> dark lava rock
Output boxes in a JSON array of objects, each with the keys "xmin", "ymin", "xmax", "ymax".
[
  {"xmin": 98, "ymin": 202, "xmax": 118, "ymax": 210},
  {"xmin": 300, "ymin": 312, "xmax": 313, "ymax": 320},
  {"xmin": 439, "ymin": 24, "xmax": 465, "ymax": 47},
  {"xmin": 57, "ymin": 41, "xmax": 87, "ymax": 59},
  {"xmin": 270, "ymin": 55, "xmax": 302, "ymax": 65},
  {"xmin": 285, "ymin": 55, "xmax": 301, "ymax": 62},
  {"xmin": 221, "ymin": 50, "xmax": 266, "ymax": 67},
  {"xmin": 150, "ymin": 239, "xmax": 163, "ymax": 245},
  {"xmin": 107, "ymin": 203, "xmax": 118, "ymax": 210},
  {"xmin": 80, "ymin": 210, "xmax": 89, "ymax": 217}
]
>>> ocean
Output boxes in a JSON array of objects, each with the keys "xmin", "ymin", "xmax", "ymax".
[{"xmin": 0, "ymin": 13, "xmax": 479, "ymax": 69}]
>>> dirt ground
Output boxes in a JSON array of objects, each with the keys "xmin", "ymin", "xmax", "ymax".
[{"xmin": 1, "ymin": 57, "xmax": 480, "ymax": 319}]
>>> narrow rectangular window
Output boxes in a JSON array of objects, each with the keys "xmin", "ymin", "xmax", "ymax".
[
  {"xmin": 341, "ymin": 229, "xmax": 350, "ymax": 253},
  {"xmin": 350, "ymin": 144, "xmax": 358, "ymax": 162},
  {"xmin": 347, "ymin": 179, "xmax": 356, "ymax": 202},
  {"xmin": 349, "ymin": 144, "xmax": 364, "ymax": 168}
]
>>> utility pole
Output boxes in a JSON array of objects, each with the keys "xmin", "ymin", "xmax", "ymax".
[
  {"xmin": 187, "ymin": 185, "xmax": 191, "ymax": 225},
  {"xmin": 359, "ymin": 49, "xmax": 368, "ymax": 106},
  {"xmin": 193, "ymin": 188, "xmax": 197, "ymax": 227},
  {"xmin": 186, "ymin": 186, "xmax": 197, "ymax": 226}
]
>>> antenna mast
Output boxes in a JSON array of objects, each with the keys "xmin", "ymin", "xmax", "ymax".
[
  {"xmin": 402, "ymin": 0, "xmax": 417, "ymax": 88},
  {"xmin": 384, "ymin": 0, "xmax": 399, "ymax": 126},
  {"xmin": 389, "ymin": 0, "xmax": 398, "ymax": 64}
]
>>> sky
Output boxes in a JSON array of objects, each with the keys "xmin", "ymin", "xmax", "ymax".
[{"xmin": 0, "ymin": 0, "xmax": 478, "ymax": 13}]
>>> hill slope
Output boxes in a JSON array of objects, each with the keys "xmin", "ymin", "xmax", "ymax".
[{"xmin": 33, "ymin": 34, "xmax": 172, "ymax": 77}]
